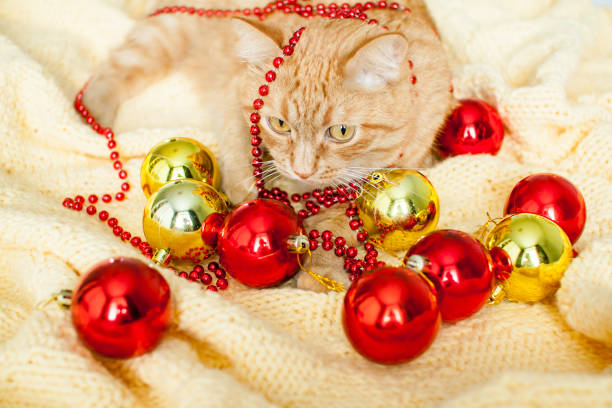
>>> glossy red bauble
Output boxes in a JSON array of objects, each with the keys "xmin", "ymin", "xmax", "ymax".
[
  {"xmin": 343, "ymin": 267, "xmax": 441, "ymax": 364},
  {"xmin": 437, "ymin": 99, "xmax": 504, "ymax": 157},
  {"xmin": 405, "ymin": 230, "xmax": 494, "ymax": 322},
  {"xmin": 505, "ymin": 173, "xmax": 586, "ymax": 244},
  {"xmin": 216, "ymin": 199, "xmax": 304, "ymax": 288},
  {"xmin": 71, "ymin": 258, "xmax": 172, "ymax": 358}
]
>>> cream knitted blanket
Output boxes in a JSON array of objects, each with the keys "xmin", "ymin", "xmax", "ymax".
[{"xmin": 1, "ymin": 0, "xmax": 612, "ymax": 407}]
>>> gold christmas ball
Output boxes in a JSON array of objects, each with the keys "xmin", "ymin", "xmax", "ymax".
[
  {"xmin": 143, "ymin": 179, "xmax": 228, "ymax": 263},
  {"xmin": 356, "ymin": 170, "xmax": 440, "ymax": 251},
  {"xmin": 484, "ymin": 213, "xmax": 572, "ymax": 302},
  {"xmin": 141, "ymin": 137, "xmax": 220, "ymax": 198}
]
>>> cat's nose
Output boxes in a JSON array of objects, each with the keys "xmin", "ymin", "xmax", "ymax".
[{"xmin": 294, "ymin": 170, "xmax": 313, "ymax": 179}]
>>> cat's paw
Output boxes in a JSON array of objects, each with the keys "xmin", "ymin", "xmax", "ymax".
[{"xmin": 81, "ymin": 72, "xmax": 121, "ymax": 128}]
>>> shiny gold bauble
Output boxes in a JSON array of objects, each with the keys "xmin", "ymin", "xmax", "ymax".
[
  {"xmin": 141, "ymin": 137, "xmax": 220, "ymax": 198},
  {"xmin": 484, "ymin": 213, "xmax": 572, "ymax": 302},
  {"xmin": 143, "ymin": 179, "xmax": 228, "ymax": 262},
  {"xmin": 356, "ymin": 170, "xmax": 440, "ymax": 251}
]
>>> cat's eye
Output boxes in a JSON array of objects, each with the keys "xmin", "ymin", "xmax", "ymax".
[
  {"xmin": 327, "ymin": 125, "xmax": 356, "ymax": 143},
  {"xmin": 267, "ymin": 117, "xmax": 291, "ymax": 134}
]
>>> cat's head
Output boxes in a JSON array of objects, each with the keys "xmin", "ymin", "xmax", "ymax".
[{"xmin": 233, "ymin": 16, "xmax": 452, "ymax": 188}]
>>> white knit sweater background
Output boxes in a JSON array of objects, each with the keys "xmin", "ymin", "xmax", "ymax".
[{"xmin": 1, "ymin": 0, "xmax": 611, "ymax": 407}]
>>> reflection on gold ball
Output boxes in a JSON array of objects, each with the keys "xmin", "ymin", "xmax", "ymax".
[
  {"xmin": 143, "ymin": 179, "xmax": 228, "ymax": 262},
  {"xmin": 357, "ymin": 170, "xmax": 440, "ymax": 251},
  {"xmin": 141, "ymin": 137, "xmax": 220, "ymax": 198},
  {"xmin": 484, "ymin": 213, "xmax": 572, "ymax": 302}
]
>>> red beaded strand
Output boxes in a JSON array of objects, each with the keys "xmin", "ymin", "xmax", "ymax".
[{"xmin": 67, "ymin": 1, "xmax": 413, "ymax": 289}]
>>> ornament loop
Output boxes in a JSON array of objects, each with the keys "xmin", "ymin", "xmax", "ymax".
[
  {"xmin": 37, "ymin": 289, "xmax": 73, "ymax": 310},
  {"xmin": 488, "ymin": 284, "xmax": 505, "ymax": 305},
  {"xmin": 297, "ymin": 249, "xmax": 345, "ymax": 292}
]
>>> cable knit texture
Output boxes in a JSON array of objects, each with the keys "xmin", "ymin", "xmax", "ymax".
[{"xmin": 0, "ymin": 0, "xmax": 611, "ymax": 407}]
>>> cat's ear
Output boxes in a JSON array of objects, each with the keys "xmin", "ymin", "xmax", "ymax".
[
  {"xmin": 232, "ymin": 18, "xmax": 282, "ymax": 65},
  {"xmin": 343, "ymin": 34, "xmax": 409, "ymax": 91}
]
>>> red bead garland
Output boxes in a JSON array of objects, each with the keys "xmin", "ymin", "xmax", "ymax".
[{"xmin": 67, "ymin": 1, "xmax": 414, "ymax": 289}]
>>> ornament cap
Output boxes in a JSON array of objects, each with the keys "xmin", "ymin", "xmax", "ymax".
[{"xmin": 152, "ymin": 248, "xmax": 172, "ymax": 265}]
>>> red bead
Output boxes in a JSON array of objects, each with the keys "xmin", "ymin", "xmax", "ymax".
[
  {"xmin": 289, "ymin": 37, "xmax": 298, "ymax": 46},
  {"xmin": 253, "ymin": 99, "xmax": 264, "ymax": 109},
  {"xmin": 356, "ymin": 233, "xmax": 367, "ymax": 242},
  {"xmin": 121, "ymin": 231, "xmax": 131, "ymax": 241},
  {"xmin": 250, "ymin": 125, "xmax": 261, "ymax": 136},
  {"xmin": 73, "ymin": 202, "xmax": 83, "ymax": 211},
  {"xmin": 216, "ymin": 199, "xmax": 304, "ymax": 288},
  {"xmin": 273, "ymin": 58, "xmax": 284, "ymax": 69},
  {"xmin": 322, "ymin": 241, "xmax": 334, "ymax": 251},
  {"xmin": 505, "ymin": 173, "xmax": 586, "ymax": 244},
  {"xmin": 178, "ymin": 271, "xmax": 188, "ymax": 279},
  {"xmin": 108, "ymin": 217, "xmax": 118, "ymax": 227},
  {"xmin": 349, "ymin": 220, "xmax": 360, "ymax": 230},
  {"xmin": 411, "ymin": 75, "xmax": 417, "ymax": 84},
  {"xmin": 378, "ymin": 1, "xmax": 387, "ymax": 7},
  {"xmin": 98, "ymin": 211, "xmax": 109, "ymax": 221},
  {"xmin": 216, "ymin": 278, "xmax": 229, "ymax": 290},
  {"xmin": 250, "ymin": 112, "xmax": 261, "ymax": 123},
  {"xmin": 201, "ymin": 273, "xmax": 213, "ymax": 285},
  {"xmin": 115, "ymin": 192, "xmax": 125, "ymax": 201},
  {"xmin": 119, "ymin": 170, "xmax": 128, "ymax": 180},
  {"xmin": 74, "ymin": 195, "xmax": 85, "ymax": 204},
  {"xmin": 86, "ymin": 205, "xmax": 97, "ymax": 215},
  {"xmin": 104, "ymin": 130, "xmax": 114, "ymax": 140},
  {"xmin": 207, "ymin": 262, "xmax": 219, "ymax": 271},
  {"xmin": 291, "ymin": 193, "xmax": 301, "ymax": 202},
  {"xmin": 251, "ymin": 147, "xmax": 262, "ymax": 157},
  {"xmin": 334, "ymin": 237, "xmax": 346, "ymax": 247},
  {"xmin": 347, "ymin": 247, "xmax": 358, "ymax": 258},
  {"xmin": 406, "ymin": 230, "xmax": 494, "ymax": 322},
  {"xmin": 250, "ymin": 136, "xmax": 262, "ymax": 146},
  {"xmin": 334, "ymin": 247, "xmax": 345, "ymax": 257},
  {"xmin": 113, "ymin": 161, "xmax": 122, "ymax": 170},
  {"xmin": 215, "ymin": 269, "xmax": 226, "ymax": 279},
  {"xmin": 308, "ymin": 229, "xmax": 319, "ymax": 239},
  {"xmin": 110, "ymin": 151, "xmax": 119, "ymax": 160},
  {"xmin": 113, "ymin": 226, "xmax": 123, "ymax": 236},
  {"xmin": 437, "ymin": 99, "xmax": 504, "ymax": 157},
  {"xmin": 121, "ymin": 182, "xmax": 130, "ymax": 191},
  {"xmin": 71, "ymin": 258, "xmax": 171, "ymax": 358},
  {"xmin": 259, "ymin": 85, "xmax": 269, "ymax": 96},
  {"xmin": 309, "ymin": 240, "xmax": 319, "ymax": 250},
  {"xmin": 297, "ymin": 210, "xmax": 308, "ymax": 218},
  {"xmin": 107, "ymin": 140, "xmax": 116, "ymax": 149},
  {"xmin": 101, "ymin": 194, "xmax": 112, "ymax": 203},
  {"xmin": 321, "ymin": 230, "xmax": 333, "ymax": 241},
  {"xmin": 343, "ymin": 267, "xmax": 440, "ymax": 364},
  {"xmin": 189, "ymin": 271, "xmax": 199, "ymax": 281},
  {"xmin": 62, "ymin": 198, "xmax": 73, "ymax": 208},
  {"xmin": 130, "ymin": 237, "xmax": 142, "ymax": 247},
  {"xmin": 265, "ymin": 71, "xmax": 276, "ymax": 82},
  {"xmin": 207, "ymin": 285, "xmax": 218, "ymax": 292},
  {"xmin": 88, "ymin": 194, "xmax": 98, "ymax": 204}
]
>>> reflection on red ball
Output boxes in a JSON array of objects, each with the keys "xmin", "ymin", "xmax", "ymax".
[
  {"xmin": 71, "ymin": 258, "xmax": 172, "ymax": 358},
  {"xmin": 343, "ymin": 267, "xmax": 440, "ymax": 364},
  {"xmin": 217, "ymin": 199, "xmax": 304, "ymax": 288},
  {"xmin": 437, "ymin": 99, "xmax": 504, "ymax": 157},
  {"xmin": 406, "ymin": 230, "xmax": 494, "ymax": 322},
  {"xmin": 505, "ymin": 173, "xmax": 586, "ymax": 244}
]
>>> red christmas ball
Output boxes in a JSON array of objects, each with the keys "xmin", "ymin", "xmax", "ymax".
[
  {"xmin": 437, "ymin": 99, "xmax": 504, "ymax": 157},
  {"xmin": 343, "ymin": 267, "xmax": 440, "ymax": 364},
  {"xmin": 505, "ymin": 173, "xmax": 586, "ymax": 244},
  {"xmin": 405, "ymin": 230, "xmax": 494, "ymax": 322},
  {"xmin": 71, "ymin": 258, "xmax": 172, "ymax": 358},
  {"xmin": 216, "ymin": 199, "xmax": 304, "ymax": 288}
]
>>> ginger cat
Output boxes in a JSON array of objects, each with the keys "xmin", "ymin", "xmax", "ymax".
[{"xmin": 83, "ymin": 0, "xmax": 454, "ymax": 291}]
